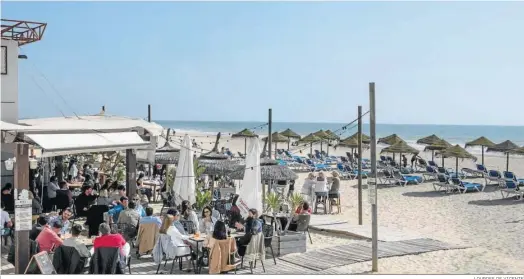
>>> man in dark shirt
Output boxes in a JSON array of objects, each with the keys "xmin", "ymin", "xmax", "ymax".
[{"xmin": 75, "ymin": 186, "xmax": 98, "ymax": 217}]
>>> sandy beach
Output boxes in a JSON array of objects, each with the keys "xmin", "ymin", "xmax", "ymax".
[{"xmin": 174, "ymin": 130, "xmax": 524, "ymax": 274}]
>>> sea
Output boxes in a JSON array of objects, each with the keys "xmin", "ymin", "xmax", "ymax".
[{"xmin": 156, "ymin": 120, "xmax": 524, "ymax": 155}]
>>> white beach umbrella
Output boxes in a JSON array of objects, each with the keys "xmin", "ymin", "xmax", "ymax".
[
  {"xmin": 172, "ymin": 135, "xmax": 196, "ymax": 205},
  {"xmin": 238, "ymin": 137, "xmax": 262, "ymax": 218}
]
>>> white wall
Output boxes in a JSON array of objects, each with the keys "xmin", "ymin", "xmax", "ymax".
[{"xmin": 1, "ymin": 39, "xmax": 19, "ymax": 124}]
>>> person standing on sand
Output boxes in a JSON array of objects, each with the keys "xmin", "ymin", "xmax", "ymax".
[
  {"xmin": 402, "ymin": 155, "xmax": 408, "ymax": 168},
  {"xmin": 411, "ymin": 154, "xmax": 417, "ymax": 168}
]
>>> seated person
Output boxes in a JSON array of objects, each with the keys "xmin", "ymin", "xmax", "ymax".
[
  {"xmin": 75, "ymin": 186, "xmax": 98, "ymax": 217},
  {"xmin": 1, "ymin": 206, "xmax": 13, "ymax": 238},
  {"xmin": 36, "ymin": 220, "xmax": 63, "ymax": 252},
  {"xmin": 283, "ymin": 202, "xmax": 312, "ymax": 231},
  {"xmin": 131, "ymin": 195, "xmax": 146, "ymax": 217},
  {"xmin": 117, "ymin": 200, "xmax": 140, "ymax": 228},
  {"xmin": 139, "ymin": 207, "xmax": 162, "ymax": 228},
  {"xmin": 227, "ymin": 194, "xmax": 243, "ymax": 228},
  {"xmin": 159, "ymin": 214, "xmax": 191, "ymax": 256},
  {"xmin": 28, "ymin": 191, "xmax": 42, "ymax": 215},
  {"xmin": 110, "ymin": 185, "xmax": 126, "ymax": 204},
  {"xmin": 199, "ymin": 206, "xmax": 217, "ymax": 234},
  {"xmin": 96, "ymin": 189, "xmax": 113, "ymax": 206},
  {"xmin": 180, "ymin": 200, "xmax": 199, "ymax": 232},
  {"xmin": 137, "ymin": 175, "xmax": 153, "ymax": 203},
  {"xmin": 166, "ymin": 208, "xmax": 187, "ymax": 235},
  {"xmin": 107, "ymin": 196, "xmax": 128, "ymax": 223},
  {"xmin": 234, "ymin": 208, "xmax": 262, "ymax": 233},
  {"xmin": 62, "ymin": 224, "xmax": 90, "ymax": 258},
  {"xmin": 59, "ymin": 181, "xmax": 73, "ymax": 205},
  {"xmin": 235, "ymin": 216, "xmax": 257, "ymax": 257},
  {"xmin": 92, "ymin": 223, "xmax": 130, "ymax": 264},
  {"xmin": 49, "ymin": 208, "xmax": 73, "ymax": 235},
  {"xmin": 30, "ymin": 215, "xmax": 49, "ymax": 241}
]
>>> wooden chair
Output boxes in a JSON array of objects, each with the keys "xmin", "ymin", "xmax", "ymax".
[{"xmin": 328, "ymin": 193, "xmax": 341, "ymax": 214}]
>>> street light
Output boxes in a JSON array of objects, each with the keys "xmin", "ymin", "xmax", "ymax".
[{"xmin": 4, "ymin": 157, "xmax": 38, "ymax": 170}]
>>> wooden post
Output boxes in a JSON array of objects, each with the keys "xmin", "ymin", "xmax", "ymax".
[
  {"xmin": 102, "ymin": 105, "xmax": 105, "ymax": 112},
  {"xmin": 126, "ymin": 149, "xmax": 137, "ymax": 197},
  {"xmin": 268, "ymin": 108, "xmax": 272, "ymax": 159},
  {"xmin": 14, "ymin": 142, "xmax": 30, "ymax": 274},
  {"xmin": 357, "ymin": 106, "xmax": 363, "ymax": 225},
  {"xmin": 369, "ymin": 82, "xmax": 378, "ymax": 272},
  {"xmin": 147, "ymin": 104, "xmax": 152, "ymax": 177}
]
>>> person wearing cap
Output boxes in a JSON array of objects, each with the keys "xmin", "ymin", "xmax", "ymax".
[
  {"xmin": 107, "ymin": 196, "xmax": 128, "ymax": 223},
  {"xmin": 36, "ymin": 220, "xmax": 63, "ymax": 252}
]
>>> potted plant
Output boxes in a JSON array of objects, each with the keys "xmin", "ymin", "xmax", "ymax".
[
  {"xmin": 195, "ymin": 190, "xmax": 212, "ymax": 212},
  {"xmin": 264, "ymin": 192, "xmax": 283, "ymax": 232}
]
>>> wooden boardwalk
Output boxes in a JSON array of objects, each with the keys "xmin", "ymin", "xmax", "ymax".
[{"xmin": 278, "ymin": 238, "xmax": 468, "ymax": 271}]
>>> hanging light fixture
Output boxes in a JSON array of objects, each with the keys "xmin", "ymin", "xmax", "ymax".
[
  {"xmin": 29, "ymin": 157, "xmax": 38, "ymax": 170},
  {"xmin": 4, "ymin": 158, "xmax": 15, "ymax": 171}
]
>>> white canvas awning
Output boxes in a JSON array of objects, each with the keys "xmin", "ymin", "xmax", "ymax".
[{"xmin": 26, "ymin": 132, "xmax": 150, "ymax": 157}]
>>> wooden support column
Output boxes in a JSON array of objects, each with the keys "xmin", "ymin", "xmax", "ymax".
[
  {"xmin": 126, "ymin": 149, "xmax": 137, "ymax": 197},
  {"xmin": 14, "ymin": 142, "xmax": 30, "ymax": 274}
]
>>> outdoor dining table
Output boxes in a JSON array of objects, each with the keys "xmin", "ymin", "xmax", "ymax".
[{"xmin": 142, "ymin": 180, "xmax": 162, "ymax": 202}]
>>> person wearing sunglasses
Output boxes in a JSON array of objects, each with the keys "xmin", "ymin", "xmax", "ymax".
[
  {"xmin": 131, "ymin": 195, "xmax": 146, "ymax": 217},
  {"xmin": 199, "ymin": 206, "xmax": 217, "ymax": 234}
]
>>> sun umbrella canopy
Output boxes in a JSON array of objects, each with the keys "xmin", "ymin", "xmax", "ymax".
[
  {"xmin": 172, "ymin": 135, "xmax": 195, "ymax": 205},
  {"xmin": 232, "ymin": 128, "xmax": 258, "ymax": 138},
  {"xmin": 440, "ymin": 145, "xmax": 477, "ymax": 160},
  {"xmin": 280, "ymin": 128, "xmax": 301, "ymax": 139},
  {"xmin": 512, "ymin": 146, "xmax": 524, "ymax": 155},
  {"xmin": 424, "ymin": 139, "xmax": 452, "ymax": 151},
  {"xmin": 156, "ymin": 141, "xmax": 180, "ymax": 152},
  {"xmin": 155, "ymin": 152, "xmax": 179, "ymax": 164},
  {"xmin": 416, "ymin": 134, "xmax": 441, "ymax": 145},
  {"xmin": 465, "ymin": 136, "xmax": 495, "ymax": 148},
  {"xmin": 260, "ymin": 158, "xmax": 279, "ymax": 166},
  {"xmin": 380, "ymin": 141, "xmax": 419, "ymax": 155},
  {"xmin": 238, "ymin": 138, "xmax": 263, "ymax": 218},
  {"xmin": 230, "ymin": 165, "xmax": 298, "ymax": 181},
  {"xmin": 378, "ymin": 134, "xmax": 404, "ymax": 145},
  {"xmin": 486, "ymin": 140, "xmax": 519, "ymax": 153},
  {"xmin": 345, "ymin": 132, "xmax": 371, "ymax": 144},
  {"xmin": 324, "ymin": 130, "xmax": 340, "ymax": 140},
  {"xmin": 263, "ymin": 132, "xmax": 289, "ymax": 143}
]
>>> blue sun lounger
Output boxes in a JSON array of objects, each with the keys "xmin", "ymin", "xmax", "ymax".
[{"xmin": 450, "ymin": 177, "xmax": 484, "ymax": 193}]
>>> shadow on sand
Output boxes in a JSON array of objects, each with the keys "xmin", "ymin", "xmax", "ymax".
[
  {"xmin": 468, "ymin": 197, "xmax": 521, "ymax": 206},
  {"xmin": 402, "ymin": 191, "xmax": 449, "ymax": 198}
]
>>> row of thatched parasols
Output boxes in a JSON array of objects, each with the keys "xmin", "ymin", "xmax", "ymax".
[{"xmin": 377, "ymin": 133, "xmax": 524, "ymax": 172}]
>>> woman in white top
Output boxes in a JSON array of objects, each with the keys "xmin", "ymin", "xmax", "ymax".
[
  {"xmin": 160, "ymin": 214, "xmax": 191, "ymax": 256},
  {"xmin": 301, "ymin": 173, "xmax": 316, "ymax": 204},
  {"xmin": 181, "ymin": 200, "xmax": 199, "ymax": 232},
  {"xmin": 199, "ymin": 206, "xmax": 217, "ymax": 234}
]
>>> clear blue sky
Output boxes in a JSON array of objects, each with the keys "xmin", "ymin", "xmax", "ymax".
[{"xmin": 3, "ymin": 1, "xmax": 524, "ymax": 125}]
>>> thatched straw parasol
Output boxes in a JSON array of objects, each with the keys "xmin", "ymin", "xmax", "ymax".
[
  {"xmin": 232, "ymin": 128, "xmax": 258, "ymax": 156},
  {"xmin": 337, "ymin": 137, "xmax": 368, "ymax": 156},
  {"xmin": 323, "ymin": 130, "xmax": 340, "ymax": 155},
  {"xmin": 229, "ymin": 160, "xmax": 298, "ymax": 181},
  {"xmin": 298, "ymin": 133, "xmax": 322, "ymax": 155},
  {"xmin": 280, "ymin": 128, "xmax": 301, "ymax": 150},
  {"xmin": 345, "ymin": 132, "xmax": 371, "ymax": 144},
  {"xmin": 155, "ymin": 128, "xmax": 181, "ymax": 164},
  {"xmin": 313, "ymin": 130, "xmax": 330, "ymax": 154},
  {"xmin": 263, "ymin": 132, "xmax": 289, "ymax": 157},
  {"xmin": 424, "ymin": 139, "xmax": 452, "ymax": 166},
  {"xmin": 416, "ymin": 134, "xmax": 441, "ymax": 146},
  {"xmin": 486, "ymin": 140, "xmax": 519, "ymax": 171},
  {"xmin": 377, "ymin": 134, "xmax": 404, "ymax": 145},
  {"xmin": 439, "ymin": 145, "xmax": 477, "ymax": 176},
  {"xmin": 465, "ymin": 136, "xmax": 495, "ymax": 166},
  {"xmin": 381, "ymin": 141, "xmax": 419, "ymax": 166},
  {"xmin": 199, "ymin": 152, "xmax": 229, "ymax": 160},
  {"xmin": 198, "ymin": 159, "xmax": 243, "ymax": 176}
]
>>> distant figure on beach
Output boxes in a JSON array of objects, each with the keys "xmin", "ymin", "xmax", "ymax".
[
  {"xmin": 354, "ymin": 152, "xmax": 359, "ymax": 160},
  {"xmin": 402, "ymin": 155, "xmax": 408, "ymax": 168}
]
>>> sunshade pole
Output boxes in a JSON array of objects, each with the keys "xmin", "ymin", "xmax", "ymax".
[
  {"xmin": 455, "ymin": 157, "xmax": 458, "ymax": 175},
  {"xmin": 287, "ymin": 138, "xmax": 290, "ymax": 151},
  {"xmin": 244, "ymin": 138, "xmax": 247, "ymax": 156},
  {"xmin": 310, "ymin": 143, "xmax": 313, "ymax": 155},
  {"xmin": 327, "ymin": 140, "xmax": 329, "ymax": 156},
  {"xmin": 441, "ymin": 155, "xmax": 445, "ymax": 168},
  {"xmin": 481, "ymin": 146, "xmax": 484, "ymax": 166},
  {"xmin": 320, "ymin": 141, "xmax": 323, "ymax": 154},
  {"xmin": 432, "ymin": 150, "xmax": 435, "ymax": 161},
  {"xmin": 506, "ymin": 152, "xmax": 509, "ymax": 172}
]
